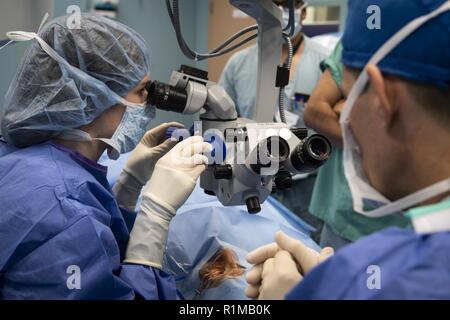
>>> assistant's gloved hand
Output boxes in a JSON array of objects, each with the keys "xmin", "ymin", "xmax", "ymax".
[
  {"xmin": 113, "ymin": 122, "xmax": 184, "ymax": 211},
  {"xmin": 252, "ymin": 250, "xmax": 303, "ymax": 300},
  {"xmin": 124, "ymin": 136, "xmax": 212, "ymax": 269},
  {"xmin": 245, "ymin": 231, "xmax": 334, "ymax": 299}
]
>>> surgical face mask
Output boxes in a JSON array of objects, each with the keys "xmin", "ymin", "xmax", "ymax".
[
  {"xmin": 280, "ymin": 2, "xmax": 307, "ymax": 38},
  {"xmin": 281, "ymin": 7, "xmax": 302, "ymax": 37},
  {"xmin": 58, "ymin": 102, "xmax": 156, "ymax": 160},
  {"xmin": 1, "ymin": 14, "xmax": 154, "ymax": 157},
  {"xmin": 340, "ymin": 1, "xmax": 450, "ymax": 218},
  {"xmin": 104, "ymin": 103, "xmax": 155, "ymax": 159}
]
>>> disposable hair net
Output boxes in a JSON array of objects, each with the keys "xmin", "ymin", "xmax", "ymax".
[{"xmin": 1, "ymin": 13, "xmax": 150, "ymax": 147}]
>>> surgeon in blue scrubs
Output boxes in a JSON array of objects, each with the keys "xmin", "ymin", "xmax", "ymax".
[
  {"xmin": 245, "ymin": 0, "xmax": 450, "ymax": 299},
  {"xmin": 0, "ymin": 14, "xmax": 211, "ymax": 299}
]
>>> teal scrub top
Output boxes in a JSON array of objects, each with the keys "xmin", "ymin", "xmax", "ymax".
[{"xmin": 308, "ymin": 42, "xmax": 410, "ymax": 241}]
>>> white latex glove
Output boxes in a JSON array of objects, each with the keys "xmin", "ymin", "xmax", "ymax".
[
  {"xmin": 113, "ymin": 122, "xmax": 183, "ymax": 211},
  {"xmin": 124, "ymin": 136, "xmax": 212, "ymax": 269},
  {"xmin": 275, "ymin": 231, "xmax": 334, "ymax": 275},
  {"xmin": 257, "ymin": 251, "xmax": 302, "ymax": 300},
  {"xmin": 245, "ymin": 231, "xmax": 334, "ymax": 299}
]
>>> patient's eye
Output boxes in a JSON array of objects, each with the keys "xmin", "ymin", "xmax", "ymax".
[{"xmin": 196, "ymin": 247, "xmax": 245, "ymax": 298}]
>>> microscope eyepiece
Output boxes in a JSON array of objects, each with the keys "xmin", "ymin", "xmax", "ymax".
[
  {"xmin": 305, "ymin": 135, "xmax": 331, "ymax": 161},
  {"xmin": 290, "ymin": 134, "xmax": 332, "ymax": 173},
  {"xmin": 146, "ymin": 80, "xmax": 187, "ymax": 113},
  {"xmin": 251, "ymin": 136, "xmax": 290, "ymax": 174},
  {"xmin": 266, "ymin": 136, "xmax": 290, "ymax": 163}
]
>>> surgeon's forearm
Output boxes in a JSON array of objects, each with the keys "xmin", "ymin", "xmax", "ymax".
[
  {"xmin": 304, "ymin": 70, "xmax": 344, "ymax": 148},
  {"xmin": 124, "ymin": 193, "xmax": 174, "ymax": 270},
  {"xmin": 113, "ymin": 171, "xmax": 143, "ymax": 212},
  {"xmin": 304, "ymin": 102, "xmax": 343, "ymax": 148}
]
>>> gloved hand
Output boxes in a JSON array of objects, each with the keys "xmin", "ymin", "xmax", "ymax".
[
  {"xmin": 245, "ymin": 231, "xmax": 334, "ymax": 299},
  {"xmin": 124, "ymin": 136, "xmax": 212, "ymax": 269},
  {"xmin": 252, "ymin": 251, "xmax": 302, "ymax": 300},
  {"xmin": 113, "ymin": 122, "xmax": 184, "ymax": 211}
]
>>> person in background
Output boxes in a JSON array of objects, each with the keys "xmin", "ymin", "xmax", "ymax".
[{"xmin": 304, "ymin": 41, "xmax": 409, "ymax": 250}]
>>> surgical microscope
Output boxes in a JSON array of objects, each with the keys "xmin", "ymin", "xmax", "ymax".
[{"xmin": 146, "ymin": 0, "xmax": 332, "ymax": 214}]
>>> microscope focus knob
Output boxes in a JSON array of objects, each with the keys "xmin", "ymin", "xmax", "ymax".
[
  {"xmin": 275, "ymin": 171, "xmax": 293, "ymax": 190},
  {"xmin": 214, "ymin": 165, "xmax": 233, "ymax": 180},
  {"xmin": 271, "ymin": 184, "xmax": 278, "ymax": 194},
  {"xmin": 246, "ymin": 197, "xmax": 261, "ymax": 214},
  {"xmin": 291, "ymin": 127, "xmax": 309, "ymax": 140}
]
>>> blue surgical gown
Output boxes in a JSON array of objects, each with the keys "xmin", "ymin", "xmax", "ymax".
[
  {"xmin": 0, "ymin": 141, "xmax": 176, "ymax": 300},
  {"xmin": 287, "ymin": 227, "xmax": 450, "ymax": 299}
]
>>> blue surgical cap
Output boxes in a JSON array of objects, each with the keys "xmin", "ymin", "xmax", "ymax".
[
  {"xmin": 342, "ymin": 0, "xmax": 450, "ymax": 88},
  {"xmin": 1, "ymin": 13, "xmax": 150, "ymax": 147}
]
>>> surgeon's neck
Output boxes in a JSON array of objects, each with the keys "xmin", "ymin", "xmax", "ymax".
[
  {"xmin": 52, "ymin": 139, "xmax": 106, "ymax": 163},
  {"xmin": 283, "ymin": 32, "xmax": 304, "ymax": 55},
  {"xmin": 410, "ymin": 151, "xmax": 450, "ymax": 206},
  {"xmin": 391, "ymin": 111, "xmax": 450, "ymax": 206},
  {"xmin": 50, "ymin": 105, "xmax": 123, "ymax": 163}
]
